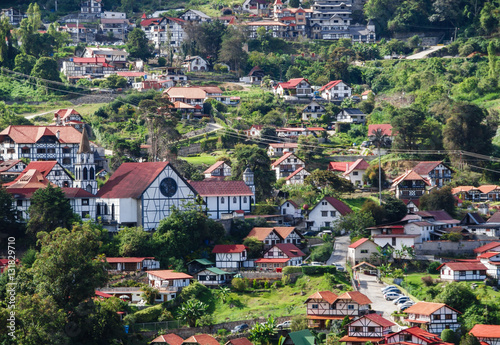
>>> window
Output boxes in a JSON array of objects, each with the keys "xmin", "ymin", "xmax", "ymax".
[
  {"xmin": 312, "ymin": 304, "xmax": 319, "ymax": 309},
  {"xmin": 322, "ymin": 211, "xmax": 328, "ymax": 217},
  {"xmin": 361, "ymin": 249, "xmax": 368, "ymax": 254},
  {"xmin": 353, "ymin": 326, "xmax": 362, "ymax": 332},
  {"xmin": 47, "ymin": 148, "xmax": 55, "ymax": 154},
  {"xmin": 63, "ymin": 158, "xmax": 71, "ymax": 165},
  {"xmin": 433, "ymin": 314, "xmax": 441, "ymax": 320},
  {"xmin": 221, "ymin": 197, "xmax": 225, "ymax": 204},
  {"xmin": 16, "ymin": 200, "xmax": 22, "ymax": 207},
  {"xmin": 353, "ymin": 171, "xmax": 358, "ymax": 176},
  {"xmin": 330, "ymin": 211, "xmax": 336, "ymax": 217},
  {"xmin": 348, "ymin": 305, "xmax": 354, "ymax": 310},
  {"xmin": 63, "ymin": 147, "xmax": 71, "ymax": 154},
  {"xmin": 445, "ymin": 314, "xmax": 452, "ymax": 320},
  {"xmin": 37, "ymin": 148, "xmax": 46, "ymax": 154},
  {"xmin": 459, "ymin": 271, "xmax": 466, "ymax": 276},
  {"xmin": 233, "ymin": 197, "xmax": 237, "ymax": 204},
  {"xmin": 368, "ymin": 327, "xmax": 375, "ymax": 332},
  {"xmin": 82, "ymin": 199, "xmax": 89, "ymax": 206},
  {"xmin": 82, "ymin": 211, "xmax": 90, "ymax": 218},
  {"xmin": 21, "ymin": 147, "xmax": 30, "ymax": 154},
  {"xmin": 244, "ymin": 196, "xmax": 248, "ymax": 203},
  {"xmin": 392, "ymin": 237, "xmax": 396, "ymax": 246},
  {"xmin": 331, "ymin": 303, "xmax": 336, "ymax": 309},
  {"xmin": 322, "ymin": 201, "xmax": 327, "ymax": 205}
]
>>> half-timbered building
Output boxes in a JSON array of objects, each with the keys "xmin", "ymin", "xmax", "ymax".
[
  {"xmin": 271, "ymin": 152, "xmax": 306, "ymax": 180},
  {"xmin": 245, "ymin": 226, "xmax": 304, "ymax": 249},
  {"xmin": 255, "ymin": 243, "xmax": 305, "ymax": 269},
  {"xmin": 196, "ymin": 267, "xmax": 234, "ymax": 286},
  {"xmin": 105, "ymin": 257, "xmax": 160, "ymax": 272},
  {"xmin": 391, "ymin": 170, "xmax": 430, "ymax": 200},
  {"xmin": 96, "ymin": 162, "xmax": 197, "ymax": 231},
  {"xmin": 474, "ymin": 242, "xmax": 500, "ymax": 256},
  {"xmin": 203, "ymin": 160, "xmax": 232, "ymax": 179},
  {"xmin": 285, "ymin": 167, "xmax": 310, "ymax": 185},
  {"xmin": 385, "ymin": 326, "xmax": 449, "ymax": 345},
  {"xmin": 478, "ymin": 252, "xmax": 500, "ymax": 283},
  {"xmin": 403, "ymin": 302, "xmax": 461, "ymax": 335},
  {"xmin": 212, "ymin": 244, "xmax": 248, "ymax": 270},
  {"xmin": 340, "ymin": 314, "xmax": 395, "ymax": 345},
  {"xmin": 439, "ymin": 261, "xmax": 487, "ymax": 281},
  {"xmin": 7, "ymin": 161, "xmax": 73, "ymax": 188},
  {"xmin": 469, "ymin": 325, "xmax": 500, "ymax": 345},
  {"xmin": 305, "ymin": 291, "xmax": 372, "ymax": 328},
  {"xmin": 412, "ymin": 161, "xmax": 453, "ymax": 188}
]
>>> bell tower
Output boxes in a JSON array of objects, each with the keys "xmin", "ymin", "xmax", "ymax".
[{"xmin": 74, "ymin": 127, "xmax": 97, "ymax": 194}]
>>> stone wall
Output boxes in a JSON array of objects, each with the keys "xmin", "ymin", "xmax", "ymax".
[{"xmin": 415, "ymin": 239, "xmax": 497, "ymax": 256}]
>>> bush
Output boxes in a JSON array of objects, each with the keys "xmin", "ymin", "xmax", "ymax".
[
  {"xmin": 421, "ymin": 276, "xmax": 435, "ymax": 287},
  {"xmin": 302, "ymin": 266, "xmax": 337, "ymax": 276},
  {"xmin": 282, "ymin": 266, "xmax": 302, "ymax": 275},
  {"xmin": 158, "ymin": 57, "xmax": 166, "ymax": 66},
  {"xmin": 427, "ymin": 261, "xmax": 441, "ymax": 274},
  {"xmin": 253, "ymin": 204, "xmax": 277, "ymax": 215},
  {"xmin": 218, "ymin": 329, "xmax": 229, "ymax": 336},
  {"xmin": 272, "ymin": 280, "xmax": 283, "ymax": 288},
  {"xmin": 309, "ymin": 242, "xmax": 333, "ymax": 262},
  {"xmin": 133, "ymin": 304, "xmax": 163, "ymax": 323},
  {"xmin": 232, "ymin": 277, "xmax": 248, "ymax": 292}
]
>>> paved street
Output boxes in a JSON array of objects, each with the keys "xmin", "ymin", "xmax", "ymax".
[
  {"xmin": 406, "ymin": 45, "xmax": 446, "ymax": 59},
  {"xmin": 327, "ymin": 235, "xmax": 350, "ymax": 266}
]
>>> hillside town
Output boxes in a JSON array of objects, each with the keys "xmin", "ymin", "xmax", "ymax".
[{"xmin": 2, "ymin": 0, "xmax": 500, "ymax": 344}]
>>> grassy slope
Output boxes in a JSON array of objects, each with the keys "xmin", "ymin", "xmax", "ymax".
[
  {"xmin": 213, "ymin": 274, "xmax": 350, "ymax": 322},
  {"xmin": 179, "ymin": 154, "xmax": 219, "ymax": 166}
]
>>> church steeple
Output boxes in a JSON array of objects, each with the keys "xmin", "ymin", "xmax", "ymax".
[{"xmin": 74, "ymin": 127, "xmax": 97, "ymax": 194}]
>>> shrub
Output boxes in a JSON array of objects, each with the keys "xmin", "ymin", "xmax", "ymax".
[
  {"xmin": 218, "ymin": 329, "xmax": 229, "ymax": 336},
  {"xmin": 302, "ymin": 266, "xmax": 337, "ymax": 276},
  {"xmin": 272, "ymin": 280, "xmax": 283, "ymax": 288},
  {"xmin": 133, "ymin": 304, "xmax": 163, "ymax": 323},
  {"xmin": 282, "ymin": 266, "xmax": 302, "ymax": 275},
  {"xmin": 421, "ymin": 275, "xmax": 435, "ymax": 287},
  {"xmin": 232, "ymin": 277, "xmax": 247, "ymax": 292},
  {"xmin": 427, "ymin": 261, "xmax": 441, "ymax": 274},
  {"xmin": 309, "ymin": 242, "xmax": 333, "ymax": 262}
]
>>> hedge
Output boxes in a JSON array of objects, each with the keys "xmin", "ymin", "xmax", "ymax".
[
  {"xmin": 283, "ymin": 266, "xmax": 303, "ymax": 275},
  {"xmin": 301, "ymin": 266, "xmax": 337, "ymax": 276},
  {"xmin": 133, "ymin": 304, "xmax": 163, "ymax": 323}
]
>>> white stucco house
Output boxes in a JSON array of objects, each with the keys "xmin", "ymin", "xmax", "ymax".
[
  {"xmin": 347, "ymin": 238, "xmax": 379, "ymax": 266},
  {"xmin": 307, "ymin": 196, "xmax": 352, "ymax": 230},
  {"xmin": 212, "ymin": 244, "xmax": 248, "ymax": 270}
]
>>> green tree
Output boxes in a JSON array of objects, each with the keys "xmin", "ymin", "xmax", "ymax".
[
  {"xmin": 305, "ymin": 170, "xmax": 355, "ymax": 195},
  {"xmin": 419, "ymin": 186, "xmax": 456, "ymax": 217},
  {"xmin": 334, "ymin": 210, "xmax": 375, "ymax": 239},
  {"xmin": 141, "ymin": 285, "xmax": 159, "ymax": 304},
  {"xmin": 126, "ymin": 28, "xmax": 154, "ymax": 61},
  {"xmin": 435, "ymin": 282, "xmax": 478, "ymax": 313},
  {"xmin": 290, "ymin": 315, "xmax": 308, "ymax": 332},
  {"xmin": 31, "ymin": 57, "xmax": 61, "ymax": 82},
  {"xmin": 391, "ymin": 107, "xmax": 427, "ymax": 150},
  {"xmin": 179, "ymin": 281, "xmax": 216, "ymax": 313},
  {"xmin": 249, "ymin": 316, "xmax": 276, "ymax": 345},
  {"xmin": 177, "ymin": 299, "xmax": 209, "ymax": 327},
  {"xmin": 362, "ymin": 164, "xmax": 386, "ymax": 188},
  {"xmin": 460, "ymin": 334, "xmax": 481, "ymax": 345},
  {"xmin": 47, "ymin": 22, "xmax": 70, "ymax": 49},
  {"xmin": 27, "ymin": 184, "xmax": 78, "ymax": 237},
  {"xmin": 297, "ymin": 135, "xmax": 323, "ymax": 162},
  {"xmin": 361, "ymin": 199, "xmax": 386, "ymax": 225},
  {"xmin": 18, "ymin": 3, "xmax": 42, "ymax": 52},
  {"xmin": 243, "ymin": 236, "xmax": 265, "ymax": 259},
  {"xmin": 219, "ymin": 27, "xmax": 247, "ymax": 72},
  {"xmin": 0, "ymin": 16, "xmax": 16, "ymax": 68},
  {"xmin": 114, "ymin": 226, "xmax": 151, "ymax": 256},
  {"xmin": 0, "ymin": 186, "xmax": 22, "ymax": 235},
  {"xmin": 14, "ymin": 53, "xmax": 37, "ymax": 75},
  {"xmin": 102, "ymin": 74, "xmax": 127, "ymax": 89},
  {"xmin": 231, "ymin": 144, "xmax": 276, "ymax": 201},
  {"xmin": 383, "ymin": 197, "xmax": 408, "ymax": 222}
]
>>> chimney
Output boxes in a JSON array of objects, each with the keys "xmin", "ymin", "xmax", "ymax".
[{"xmin": 56, "ymin": 130, "xmax": 60, "ymax": 140}]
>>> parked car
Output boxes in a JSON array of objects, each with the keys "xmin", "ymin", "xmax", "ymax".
[
  {"xmin": 318, "ymin": 230, "xmax": 332, "ymax": 237},
  {"xmin": 398, "ymin": 301, "xmax": 415, "ymax": 311},
  {"xmin": 302, "ymin": 231, "xmax": 317, "ymax": 237},
  {"xmin": 334, "ymin": 263, "xmax": 345, "ymax": 272},
  {"xmin": 393, "ymin": 296, "xmax": 411, "ymax": 305},
  {"xmin": 384, "ymin": 292, "xmax": 403, "ymax": 301},
  {"xmin": 381, "ymin": 285, "xmax": 398, "ymax": 292},
  {"xmin": 382, "ymin": 288, "xmax": 401, "ymax": 296},
  {"xmin": 231, "ymin": 324, "xmax": 249, "ymax": 334},
  {"xmin": 311, "ymin": 261, "xmax": 323, "ymax": 266},
  {"xmin": 276, "ymin": 320, "xmax": 291, "ymax": 329}
]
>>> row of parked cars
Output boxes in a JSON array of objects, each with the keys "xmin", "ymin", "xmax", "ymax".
[
  {"xmin": 230, "ymin": 320, "xmax": 291, "ymax": 334},
  {"xmin": 381, "ymin": 285, "xmax": 415, "ymax": 312}
]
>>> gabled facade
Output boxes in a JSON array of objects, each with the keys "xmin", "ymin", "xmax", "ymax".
[
  {"xmin": 7, "ymin": 161, "xmax": 73, "ymax": 189},
  {"xmin": 340, "ymin": 313, "xmax": 395, "ymax": 345},
  {"xmin": 385, "ymin": 326, "xmax": 449, "ymax": 345},
  {"xmin": 280, "ymin": 199, "xmax": 302, "ymax": 218},
  {"xmin": 336, "ymin": 108, "xmax": 366, "ymax": 125},
  {"xmin": 470, "ymin": 324, "xmax": 500, "ymax": 345},
  {"xmin": 307, "ymin": 196, "xmax": 352, "ymax": 230},
  {"xmin": 151, "ymin": 333, "xmax": 184, "ymax": 345},
  {"xmin": 268, "ymin": 143, "xmax": 299, "ymax": 157},
  {"xmin": 53, "ymin": 109, "xmax": 85, "ymax": 131},
  {"xmin": 196, "ymin": 267, "xmax": 234, "ymax": 286},
  {"xmin": 305, "ymin": 290, "xmax": 372, "ymax": 328},
  {"xmin": 275, "ymin": 78, "xmax": 312, "ymax": 97},
  {"xmin": 0, "ymin": 159, "xmax": 26, "ymax": 181},
  {"xmin": 412, "ymin": 161, "xmax": 453, "ymax": 188},
  {"xmin": 140, "ymin": 16, "xmax": 185, "ymax": 50},
  {"xmin": 478, "ymin": 185, "xmax": 500, "ymax": 201},
  {"xmin": 255, "ymin": 243, "xmax": 305, "ymax": 269},
  {"xmin": 62, "ymin": 57, "xmax": 115, "ymax": 78},
  {"xmin": 302, "ymin": 101, "xmax": 326, "ymax": 121},
  {"xmin": 212, "ymin": 244, "xmax": 248, "ymax": 270},
  {"xmin": 245, "ymin": 226, "xmax": 305, "ymax": 248},
  {"xmin": 183, "ymin": 55, "xmax": 209, "ymax": 72},
  {"xmin": 271, "ymin": 152, "xmax": 306, "ymax": 180},
  {"xmin": 203, "ymin": 160, "xmax": 232, "ymax": 179},
  {"xmin": 180, "ymin": 10, "xmax": 211, "ymax": 23},
  {"xmin": 342, "ymin": 159, "xmax": 370, "ymax": 187},
  {"xmin": 244, "ymin": 125, "xmax": 263, "ymax": 138},
  {"xmin": 403, "ymin": 302, "xmax": 461, "ymax": 335},
  {"xmin": 439, "ymin": 261, "xmax": 487, "ymax": 281},
  {"xmin": 347, "ymin": 238, "xmax": 379, "ymax": 266},
  {"xmin": 285, "ymin": 167, "xmax": 310, "ymax": 185},
  {"xmin": 106, "ymin": 257, "xmax": 160, "ymax": 271},
  {"xmin": 319, "ymin": 80, "xmax": 351, "ymax": 101},
  {"xmin": 452, "ymin": 186, "xmax": 481, "ymax": 202},
  {"xmin": 391, "ymin": 170, "xmax": 430, "ymax": 200},
  {"xmin": 147, "ymin": 270, "xmax": 193, "ymax": 292}
]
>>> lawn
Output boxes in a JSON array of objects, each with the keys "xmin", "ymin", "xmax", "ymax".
[
  {"xmin": 342, "ymin": 194, "xmax": 379, "ymax": 211},
  {"xmin": 212, "ymin": 274, "xmax": 350, "ymax": 323},
  {"xmin": 180, "ymin": 154, "xmax": 219, "ymax": 166}
]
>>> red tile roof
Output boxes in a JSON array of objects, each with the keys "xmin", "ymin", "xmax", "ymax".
[
  {"xmin": 337, "ymin": 291, "xmax": 372, "ymax": 305},
  {"xmin": 285, "ymin": 167, "xmax": 307, "ymax": 180},
  {"xmin": 273, "ymin": 243, "xmax": 305, "ymax": 257},
  {"xmin": 61, "ymin": 187, "xmax": 96, "ymax": 198},
  {"xmin": 412, "ymin": 161, "xmax": 447, "ymax": 176},
  {"xmin": 147, "ymin": 270, "xmax": 193, "ymax": 280},
  {"xmin": 368, "ymin": 124, "xmax": 392, "ymax": 137},
  {"xmin": 269, "ymin": 143, "xmax": 299, "ymax": 149},
  {"xmin": 203, "ymin": 160, "xmax": 226, "ymax": 174},
  {"xmin": 278, "ymin": 78, "xmax": 310, "ymax": 89},
  {"xmin": 212, "ymin": 244, "xmax": 247, "ymax": 253},
  {"xmin": 339, "ymin": 336, "xmax": 383, "ymax": 343},
  {"xmin": 478, "ymin": 252, "xmax": 500, "ymax": 259},
  {"xmin": 362, "ymin": 313, "xmax": 395, "ymax": 327},
  {"xmin": 328, "ymin": 161, "xmax": 353, "ymax": 172},
  {"xmin": 6, "ymin": 169, "xmax": 56, "ymax": 189},
  {"xmin": 319, "ymin": 80, "xmax": 343, "ymax": 92},
  {"xmin": 305, "ymin": 291, "xmax": 338, "ymax": 304},
  {"xmin": 245, "ymin": 227, "xmax": 276, "ymax": 241},
  {"xmin": 405, "ymin": 302, "xmax": 460, "ymax": 316},
  {"xmin": 274, "ymin": 227, "xmax": 302, "ymax": 240},
  {"xmin": 349, "ymin": 238, "xmax": 371, "ymax": 249},
  {"xmin": 8, "ymin": 161, "xmax": 58, "ymax": 183},
  {"xmin": 487, "ymin": 212, "xmax": 500, "ymax": 224},
  {"xmin": 271, "ymin": 152, "xmax": 294, "ymax": 167},
  {"xmin": 226, "ymin": 338, "xmax": 253, "ymax": 345},
  {"xmin": 140, "ymin": 17, "xmax": 163, "ymax": 26},
  {"xmin": 478, "ymin": 185, "xmax": 500, "ymax": 193},
  {"xmin": 0, "ymin": 125, "xmax": 84, "ymax": 144},
  {"xmin": 106, "ymin": 257, "xmax": 155, "ymax": 263},
  {"xmin": 54, "ymin": 108, "xmax": 81, "ymax": 120},
  {"xmin": 281, "ymin": 199, "xmax": 299, "ymax": 208},
  {"xmin": 344, "ymin": 159, "xmax": 370, "ymax": 175},
  {"xmin": 255, "ymin": 258, "xmax": 290, "ymax": 263},
  {"xmin": 474, "ymin": 242, "xmax": 500, "ymax": 253},
  {"xmin": 470, "ymin": 325, "xmax": 500, "ymax": 339},
  {"xmin": 386, "ymin": 326, "xmax": 445, "ymax": 344},
  {"xmin": 438, "ymin": 261, "xmax": 487, "ymax": 271},
  {"xmin": 189, "ymin": 180, "xmax": 253, "ymax": 196},
  {"xmin": 392, "ymin": 170, "xmax": 430, "ymax": 187},
  {"xmin": 95, "ymin": 290, "xmax": 113, "ymax": 298},
  {"xmin": 97, "ymin": 162, "xmax": 192, "ymax": 199},
  {"xmin": 183, "ymin": 334, "xmax": 219, "ymax": 345},
  {"xmin": 415, "ymin": 210, "xmax": 454, "ymax": 221},
  {"xmin": 322, "ymin": 197, "xmax": 352, "ymax": 216},
  {"xmin": 152, "ymin": 333, "xmax": 184, "ymax": 345}
]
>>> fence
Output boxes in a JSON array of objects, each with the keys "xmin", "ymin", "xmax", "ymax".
[{"xmin": 131, "ymin": 320, "xmax": 181, "ymax": 333}]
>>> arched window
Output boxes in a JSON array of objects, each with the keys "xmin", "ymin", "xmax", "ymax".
[
  {"xmin": 221, "ymin": 197, "xmax": 225, "ymax": 204},
  {"xmin": 83, "ymin": 167, "xmax": 88, "ymax": 180},
  {"xmin": 86, "ymin": 184, "xmax": 92, "ymax": 193},
  {"xmin": 233, "ymin": 197, "xmax": 237, "ymax": 204},
  {"xmin": 243, "ymin": 196, "xmax": 247, "ymax": 203},
  {"xmin": 90, "ymin": 167, "xmax": 95, "ymax": 180},
  {"xmin": 111, "ymin": 204, "xmax": 115, "ymax": 220}
]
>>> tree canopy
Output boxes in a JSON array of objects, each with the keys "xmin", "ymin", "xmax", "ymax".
[
  {"xmin": 126, "ymin": 28, "xmax": 154, "ymax": 61},
  {"xmin": 419, "ymin": 185, "xmax": 456, "ymax": 217}
]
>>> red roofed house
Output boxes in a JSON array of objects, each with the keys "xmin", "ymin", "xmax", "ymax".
[
  {"xmin": 255, "ymin": 243, "xmax": 306, "ymax": 270},
  {"xmin": 244, "ymin": 125, "xmax": 264, "ymax": 138},
  {"xmin": 307, "ymin": 196, "xmax": 352, "ymax": 231},
  {"xmin": 53, "ymin": 109, "xmax": 85, "ymax": 131},
  {"xmin": 268, "ymin": 143, "xmax": 299, "ymax": 157},
  {"xmin": 6, "ymin": 161, "xmax": 73, "ymax": 189},
  {"xmin": 245, "ymin": 226, "xmax": 304, "ymax": 248},
  {"xmin": 280, "ymin": 199, "xmax": 302, "ymax": 218},
  {"xmin": 403, "ymin": 302, "xmax": 461, "ymax": 335},
  {"xmin": 412, "ymin": 161, "xmax": 453, "ymax": 188},
  {"xmin": 275, "ymin": 78, "xmax": 312, "ymax": 98},
  {"xmin": 285, "ymin": 166, "xmax": 311, "ymax": 185},
  {"xmin": 341, "ymin": 159, "xmax": 370, "ymax": 188},
  {"xmin": 474, "ymin": 241, "xmax": 500, "ymax": 255},
  {"xmin": 147, "ymin": 270, "xmax": 193, "ymax": 291},
  {"xmin": 140, "ymin": 16, "xmax": 185, "ymax": 50},
  {"xmin": 319, "ymin": 80, "xmax": 351, "ymax": 101},
  {"xmin": 439, "ymin": 261, "xmax": 487, "ymax": 281},
  {"xmin": 340, "ymin": 313, "xmax": 395, "ymax": 345},
  {"xmin": 151, "ymin": 333, "xmax": 184, "ymax": 345},
  {"xmin": 105, "ymin": 257, "xmax": 160, "ymax": 272},
  {"xmin": 96, "ymin": 162, "xmax": 197, "ymax": 231},
  {"xmin": 225, "ymin": 338, "xmax": 254, "ymax": 345},
  {"xmin": 391, "ymin": 170, "xmax": 430, "ymax": 200},
  {"xmin": 271, "ymin": 152, "xmax": 306, "ymax": 180},
  {"xmin": 347, "ymin": 238, "xmax": 379, "ymax": 266},
  {"xmin": 478, "ymin": 185, "xmax": 500, "ymax": 201},
  {"xmin": 189, "ymin": 180, "xmax": 254, "ymax": 219},
  {"xmin": 305, "ymin": 290, "xmax": 372, "ymax": 328},
  {"xmin": 470, "ymin": 325, "xmax": 500, "ymax": 345},
  {"xmin": 183, "ymin": 334, "xmax": 220, "ymax": 345},
  {"xmin": 61, "ymin": 57, "xmax": 115, "ymax": 78},
  {"xmin": 385, "ymin": 326, "xmax": 450, "ymax": 345},
  {"xmin": 203, "ymin": 160, "xmax": 232, "ymax": 179},
  {"xmin": 0, "ymin": 159, "xmax": 26, "ymax": 181},
  {"xmin": 212, "ymin": 244, "xmax": 248, "ymax": 270}
]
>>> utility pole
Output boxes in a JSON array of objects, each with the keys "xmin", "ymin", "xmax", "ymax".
[
  {"xmin": 378, "ymin": 144, "xmax": 382, "ymax": 205},
  {"xmin": 55, "ymin": 0, "xmax": 58, "ymax": 12},
  {"xmin": 77, "ymin": 19, "xmax": 79, "ymax": 42}
]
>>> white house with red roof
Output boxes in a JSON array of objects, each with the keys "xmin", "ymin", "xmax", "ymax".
[
  {"xmin": 84, "ymin": 47, "xmax": 129, "ymax": 66},
  {"xmin": 147, "ymin": 270, "xmax": 193, "ymax": 291},
  {"xmin": 271, "ymin": 152, "xmax": 306, "ymax": 180},
  {"xmin": 244, "ymin": 125, "xmax": 264, "ymax": 138},
  {"xmin": 6, "ymin": 161, "xmax": 73, "ymax": 189},
  {"xmin": 256, "ymin": 243, "xmax": 305, "ymax": 269},
  {"xmin": 439, "ymin": 261, "xmax": 487, "ymax": 281},
  {"xmin": 275, "ymin": 78, "xmax": 312, "ymax": 98},
  {"xmin": 470, "ymin": 325, "xmax": 500, "ymax": 345},
  {"xmin": 307, "ymin": 196, "xmax": 352, "ymax": 230},
  {"xmin": 391, "ymin": 169, "xmax": 430, "ymax": 200},
  {"xmin": 105, "ymin": 257, "xmax": 160, "ymax": 272},
  {"xmin": 245, "ymin": 226, "xmax": 305, "ymax": 248},
  {"xmin": 341, "ymin": 159, "xmax": 370, "ymax": 187},
  {"xmin": 319, "ymin": 80, "xmax": 351, "ymax": 101},
  {"xmin": 412, "ymin": 161, "xmax": 453, "ymax": 188},
  {"xmin": 477, "ymin": 185, "xmax": 500, "ymax": 201},
  {"xmin": 203, "ymin": 160, "xmax": 232, "ymax": 179},
  {"xmin": 305, "ymin": 290, "xmax": 372, "ymax": 328},
  {"xmin": 140, "ymin": 15, "xmax": 185, "ymax": 50},
  {"xmin": 183, "ymin": 334, "xmax": 220, "ymax": 345},
  {"xmin": 347, "ymin": 238, "xmax": 379, "ymax": 266},
  {"xmin": 475, "ymin": 242, "xmax": 500, "ymax": 255},
  {"xmin": 280, "ymin": 199, "xmax": 302, "ymax": 218},
  {"xmin": 404, "ymin": 302, "xmax": 461, "ymax": 334},
  {"xmin": 385, "ymin": 326, "xmax": 450, "ymax": 345},
  {"xmin": 267, "ymin": 143, "xmax": 299, "ymax": 157},
  {"xmin": 164, "ymin": 86, "xmax": 230, "ymax": 105},
  {"xmin": 53, "ymin": 109, "xmax": 85, "ymax": 131},
  {"xmin": 339, "ymin": 314, "xmax": 395, "ymax": 345},
  {"xmin": 61, "ymin": 57, "xmax": 115, "ymax": 78},
  {"xmin": 96, "ymin": 162, "xmax": 197, "ymax": 231},
  {"xmin": 189, "ymin": 180, "xmax": 254, "ymax": 219},
  {"xmin": 212, "ymin": 244, "xmax": 248, "ymax": 270}
]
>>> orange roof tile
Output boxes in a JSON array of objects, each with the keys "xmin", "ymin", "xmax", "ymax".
[
  {"xmin": 152, "ymin": 333, "xmax": 184, "ymax": 345},
  {"xmin": 305, "ymin": 291, "xmax": 338, "ymax": 304},
  {"xmin": 245, "ymin": 227, "xmax": 276, "ymax": 241},
  {"xmin": 405, "ymin": 302, "xmax": 461, "ymax": 315},
  {"xmin": 337, "ymin": 291, "xmax": 372, "ymax": 305},
  {"xmin": 470, "ymin": 325, "xmax": 500, "ymax": 339},
  {"xmin": 183, "ymin": 334, "xmax": 219, "ymax": 345},
  {"xmin": 147, "ymin": 270, "xmax": 193, "ymax": 280}
]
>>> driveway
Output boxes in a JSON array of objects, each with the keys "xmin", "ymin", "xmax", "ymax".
[
  {"xmin": 326, "ymin": 235, "xmax": 350, "ymax": 266},
  {"xmin": 406, "ymin": 45, "xmax": 446, "ymax": 59},
  {"xmin": 356, "ymin": 272, "xmax": 400, "ymax": 325}
]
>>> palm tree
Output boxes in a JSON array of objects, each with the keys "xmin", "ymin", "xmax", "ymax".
[{"xmin": 370, "ymin": 128, "xmax": 389, "ymax": 205}]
